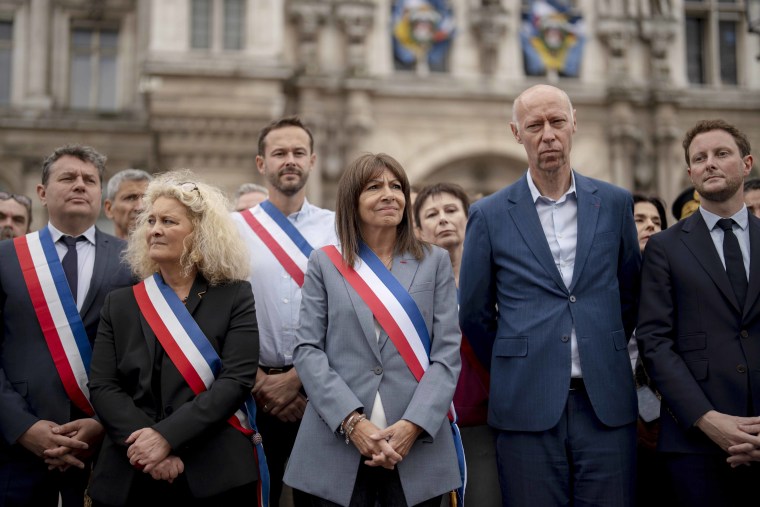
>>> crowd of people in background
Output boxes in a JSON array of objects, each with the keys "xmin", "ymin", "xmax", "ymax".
[{"xmin": 1, "ymin": 84, "xmax": 759, "ymax": 507}]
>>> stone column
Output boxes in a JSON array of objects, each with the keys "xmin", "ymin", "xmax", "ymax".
[{"xmin": 26, "ymin": 0, "xmax": 52, "ymax": 108}]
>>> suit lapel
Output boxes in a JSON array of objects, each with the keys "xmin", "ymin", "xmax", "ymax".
[
  {"xmin": 80, "ymin": 228, "xmax": 108, "ymax": 318},
  {"xmin": 681, "ymin": 213, "xmax": 741, "ymax": 312},
  {"xmin": 342, "ymin": 264, "xmax": 383, "ymax": 363},
  {"xmin": 570, "ymin": 174, "xmax": 600, "ymax": 291},
  {"xmin": 744, "ymin": 217, "xmax": 760, "ymax": 318},
  {"xmin": 508, "ymin": 176, "xmax": 568, "ymax": 293}
]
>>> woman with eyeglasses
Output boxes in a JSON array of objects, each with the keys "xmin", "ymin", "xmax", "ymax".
[
  {"xmin": 87, "ymin": 171, "xmax": 263, "ymax": 506},
  {"xmin": 0, "ymin": 191, "xmax": 33, "ymax": 239}
]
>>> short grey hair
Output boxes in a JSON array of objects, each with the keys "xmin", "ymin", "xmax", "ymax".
[
  {"xmin": 236, "ymin": 183, "xmax": 268, "ymax": 198},
  {"xmin": 105, "ymin": 169, "xmax": 153, "ymax": 201},
  {"xmin": 41, "ymin": 145, "xmax": 107, "ymax": 185}
]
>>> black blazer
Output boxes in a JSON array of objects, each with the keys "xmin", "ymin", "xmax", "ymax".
[
  {"xmin": 0, "ymin": 229, "xmax": 133, "ymax": 451},
  {"xmin": 88, "ymin": 275, "xmax": 260, "ymax": 504},
  {"xmin": 637, "ymin": 211, "xmax": 760, "ymax": 454}
]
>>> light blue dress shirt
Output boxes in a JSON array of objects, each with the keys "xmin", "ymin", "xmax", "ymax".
[{"xmin": 527, "ymin": 170, "xmax": 583, "ymax": 377}]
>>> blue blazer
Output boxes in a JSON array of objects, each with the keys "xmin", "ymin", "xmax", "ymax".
[
  {"xmin": 459, "ymin": 172, "xmax": 640, "ymax": 432},
  {"xmin": 0, "ymin": 229, "xmax": 134, "ymax": 449}
]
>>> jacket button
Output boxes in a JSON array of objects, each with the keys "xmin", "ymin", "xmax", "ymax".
[
  {"xmin": 737, "ymin": 365, "xmax": 747, "ymax": 374},
  {"xmin": 741, "ymin": 330, "xmax": 749, "ymax": 339},
  {"xmin": 569, "ymin": 295, "xmax": 577, "ymax": 303},
  {"xmin": 373, "ymin": 366, "xmax": 383, "ymax": 375},
  {"xmin": 561, "ymin": 335, "xmax": 570, "ymax": 343}
]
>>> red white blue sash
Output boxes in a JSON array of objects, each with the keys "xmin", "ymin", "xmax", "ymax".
[
  {"xmin": 13, "ymin": 227, "xmax": 94, "ymax": 416},
  {"xmin": 322, "ymin": 243, "xmax": 467, "ymax": 505},
  {"xmin": 133, "ymin": 273, "xmax": 270, "ymax": 507},
  {"xmin": 239, "ymin": 200, "xmax": 314, "ymax": 287}
]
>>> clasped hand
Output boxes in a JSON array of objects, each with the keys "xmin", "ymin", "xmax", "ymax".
[
  {"xmin": 18, "ymin": 418, "xmax": 104, "ymax": 472},
  {"xmin": 348, "ymin": 418, "xmax": 422, "ymax": 470},
  {"xmin": 696, "ymin": 410, "xmax": 760, "ymax": 467},
  {"xmin": 125, "ymin": 427, "xmax": 184, "ymax": 482},
  {"xmin": 252, "ymin": 369, "xmax": 305, "ymax": 422}
]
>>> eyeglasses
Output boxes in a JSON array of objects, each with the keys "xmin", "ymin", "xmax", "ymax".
[{"xmin": 0, "ymin": 191, "xmax": 32, "ymax": 211}]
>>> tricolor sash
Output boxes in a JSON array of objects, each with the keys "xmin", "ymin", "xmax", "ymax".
[
  {"xmin": 239, "ymin": 200, "xmax": 314, "ymax": 287},
  {"xmin": 13, "ymin": 227, "xmax": 94, "ymax": 416},
  {"xmin": 322, "ymin": 244, "xmax": 467, "ymax": 506},
  {"xmin": 133, "ymin": 273, "xmax": 270, "ymax": 507}
]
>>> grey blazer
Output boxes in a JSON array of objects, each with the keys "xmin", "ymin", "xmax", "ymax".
[{"xmin": 284, "ymin": 245, "xmax": 462, "ymax": 506}]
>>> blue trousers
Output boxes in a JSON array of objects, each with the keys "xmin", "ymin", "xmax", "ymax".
[{"xmin": 495, "ymin": 386, "xmax": 636, "ymax": 507}]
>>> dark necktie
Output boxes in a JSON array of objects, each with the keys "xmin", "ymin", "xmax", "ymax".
[
  {"xmin": 717, "ymin": 218, "xmax": 747, "ymax": 307},
  {"xmin": 60, "ymin": 235, "xmax": 82, "ymax": 303}
]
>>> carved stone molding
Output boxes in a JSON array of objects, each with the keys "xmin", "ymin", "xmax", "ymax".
[
  {"xmin": 469, "ymin": 1, "xmax": 509, "ymax": 75},
  {"xmin": 597, "ymin": 20, "xmax": 637, "ymax": 80},
  {"xmin": 335, "ymin": 1, "xmax": 376, "ymax": 76},
  {"xmin": 287, "ymin": 0, "xmax": 331, "ymax": 74},
  {"xmin": 640, "ymin": 19, "xmax": 678, "ymax": 84}
]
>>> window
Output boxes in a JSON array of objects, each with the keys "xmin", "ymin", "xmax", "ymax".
[
  {"xmin": 684, "ymin": 0, "xmax": 745, "ymax": 86},
  {"xmin": 69, "ymin": 28, "xmax": 119, "ymax": 110},
  {"xmin": 0, "ymin": 20, "xmax": 11, "ymax": 105},
  {"xmin": 190, "ymin": 0, "xmax": 245, "ymax": 51}
]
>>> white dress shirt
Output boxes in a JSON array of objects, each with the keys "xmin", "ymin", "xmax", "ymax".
[
  {"xmin": 48, "ymin": 222, "xmax": 96, "ymax": 312},
  {"xmin": 699, "ymin": 206, "xmax": 751, "ymax": 278},
  {"xmin": 527, "ymin": 171, "xmax": 584, "ymax": 377},
  {"xmin": 233, "ymin": 200, "xmax": 337, "ymax": 367}
]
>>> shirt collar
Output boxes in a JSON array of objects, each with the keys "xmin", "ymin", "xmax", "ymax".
[
  {"xmin": 526, "ymin": 169, "xmax": 577, "ymax": 204},
  {"xmin": 699, "ymin": 205, "xmax": 749, "ymax": 231},
  {"xmin": 47, "ymin": 222, "xmax": 96, "ymax": 245},
  {"xmin": 288, "ymin": 198, "xmax": 313, "ymax": 222}
]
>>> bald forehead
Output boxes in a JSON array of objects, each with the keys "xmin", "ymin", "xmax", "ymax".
[{"xmin": 512, "ymin": 85, "xmax": 573, "ymax": 124}]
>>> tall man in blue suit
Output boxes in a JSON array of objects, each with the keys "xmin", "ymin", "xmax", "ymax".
[
  {"xmin": 637, "ymin": 120, "xmax": 760, "ymax": 506},
  {"xmin": 0, "ymin": 145, "xmax": 133, "ymax": 506},
  {"xmin": 459, "ymin": 85, "xmax": 641, "ymax": 506}
]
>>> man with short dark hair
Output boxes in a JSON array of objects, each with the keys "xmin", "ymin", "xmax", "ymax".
[
  {"xmin": 638, "ymin": 119, "xmax": 760, "ymax": 506},
  {"xmin": 0, "ymin": 191, "xmax": 32, "ymax": 239},
  {"xmin": 104, "ymin": 168, "xmax": 153, "ymax": 239},
  {"xmin": 233, "ymin": 116, "xmax": 337, "ymax": 506},
  {"xmin": 0, "ymin": 145, "xmax": 133, "ymax": 506},
  {"xmin": 460, "ymin": 84, "xmax": 641, "ymax": 506}
]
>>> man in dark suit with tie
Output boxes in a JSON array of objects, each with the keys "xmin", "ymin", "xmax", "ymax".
[
  {"xmin": 459, "ymin": 84, "xmax": 641, "ymax": 506},
  {"xmin": 637, "ymin": 119, "xmax": 760, "ymax": 506},
  {"xmin": 0, "ymin": 145, "xmax": 133, "ymax": 506}
]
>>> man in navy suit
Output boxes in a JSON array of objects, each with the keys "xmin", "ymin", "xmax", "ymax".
[
  {"xmin": 637, "ymin": 120, "xmax": 760, "ymax": 506},
  {"xmin": 0, "ymin": 145, "xmax": 133, "ymax": 506},
  {"xmin": 459, "ymin": 84, "xmax": 641, "ymax": 506}
]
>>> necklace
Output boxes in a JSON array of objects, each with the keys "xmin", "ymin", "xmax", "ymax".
[{"xmin": 381, "ymin": 254, "xmax": 393, "ymax": 270}]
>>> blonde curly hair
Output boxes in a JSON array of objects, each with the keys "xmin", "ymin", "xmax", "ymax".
[{"xmin": 125, "ymin": 170, "xmax": 249, "ymax": 285}]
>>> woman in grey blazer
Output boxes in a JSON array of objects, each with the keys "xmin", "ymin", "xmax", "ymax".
[{"xmin": 285, "ymin": 153, "xmax": 462, "ymax": 506}]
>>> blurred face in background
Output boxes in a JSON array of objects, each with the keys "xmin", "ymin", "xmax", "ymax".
[
  {"xmin": 417, "ymin": 192, "xmax": 467, "ymax": 251},
  {"xmin": 634, "ymin": 201, "xmax": 662, "ymax": 251},
  {"xmin": 0, "ymin": 194, "xmax": 31, "ymax": 239}
]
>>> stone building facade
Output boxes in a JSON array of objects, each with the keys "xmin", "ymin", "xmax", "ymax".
[{"xmin": 1, "ymin": 0, "xmax": 759, "ymax": 228}]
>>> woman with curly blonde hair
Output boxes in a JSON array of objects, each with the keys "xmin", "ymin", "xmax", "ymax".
[{"xmin": 88, "ymin": 170, "xmax": 262, "ymax": 506}]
